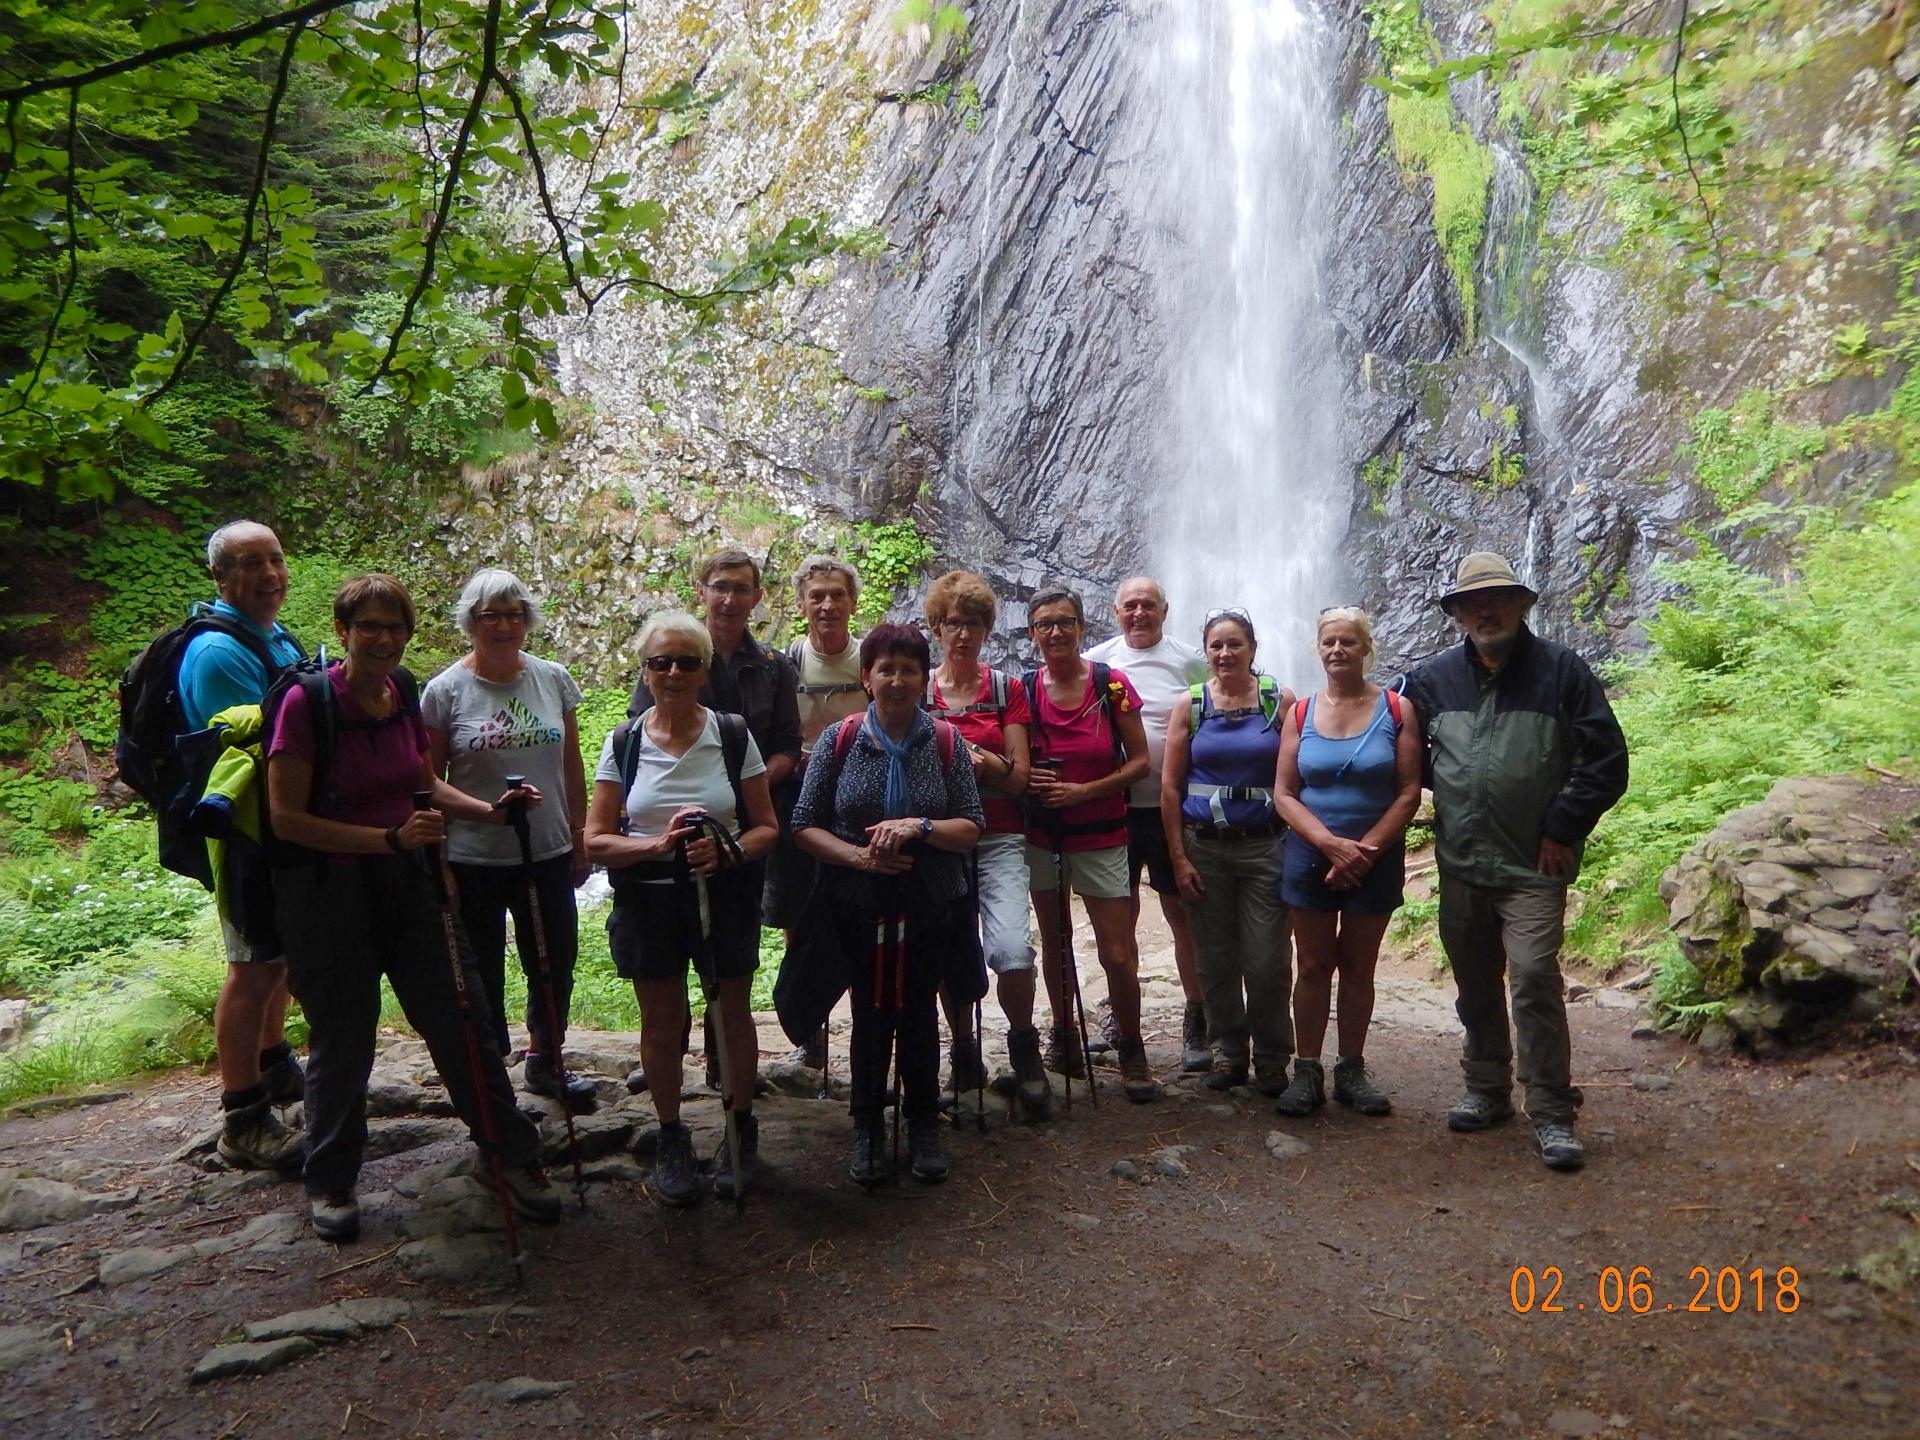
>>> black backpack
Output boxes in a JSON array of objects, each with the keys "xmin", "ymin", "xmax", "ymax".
[
  {"xmin": 116, "ymin": 606, "xmax": 302, "ymax": 887},
  {"xmin": 258, "ymin": 657, "xmax": 421, "ymax": 865},
  {"xmin": 603, "ymin": 709, "xmax": 750, "ymax": 888}
]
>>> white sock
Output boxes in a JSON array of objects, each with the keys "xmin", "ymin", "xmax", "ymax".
[{"xmin": 1299, "ymin": 1054, "xmax": 1322, "ymax": 1066}]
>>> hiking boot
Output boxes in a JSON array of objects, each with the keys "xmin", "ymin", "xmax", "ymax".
[
  {"xmin": 1332, "ymin": 1057, "xmax": 1391, "ymax": 1117},
  {"xmin": 1253, "ymin": 1064, "xmax": 1288, "ymax": 1099},
  {"xmin": 1006, "ymin": 1025, "xmax": 1052, "ymax": 1120},
  {"xmin": 219, "ymin": 1094, "xmax": 305, "ymax": 1171},
  {"xmin": 1447, "ymin": 1090, "xmax": 1516, "ymax": 1133},
  {"xmin": 1273, "ymin": 1058, "xmax": 1325, "ymax": 1117},
  {"xmin": 786, "ymin": 1030, "xmax": 827, "ymax": 1070},
  {"xmin": 309, "ymin": 1191, "xmax": 359, "ymax": 1242},
  {"xmin": 908, "ymin": 1119, "xmax": 949, "ymax": 1183},
  {"xmin": 1116, "ymin": 1039, "xmax": 1157, "ymax": 1104},
  {"xmin": 649, "ymin": 1122, "xmax": 703, "ymax": 1208},
  {"xmin": 712, "ymin": 1113, "xmax": 761, "ymax": 1201},
  {"xmin": 1089, "ymin": 998, "xmax": 1117, "ymax": 1055},
  {"xmin": 1180, "ymin": 1003, "xmax": 1211, "ymax": 1073},
  {"xmin": 847, "ymin": 1123, "xmax": 890, "ymax": 1188},
  {"xmin": 262, "ymin": 1050, "xmax": 305, "ymax": 1107},
  {"xmin": 505, "ymin": 1162, "xmax": 564, "ymax": 1222},
  {"xmin": 1044, "ymin": 1023, "xmax": 1087, "ymax": 1080},
  {"xmin": 1533, "ymin": 1121, "xmax": 1586, "ymax": 1172},
  {"xmin": 1205, "ymin": 1060, "xmax": 1249, "ymax": 1091},
  {"xmin": 524, "ymin": 1052, "xmax": 599, "ymax": 1113},
  {"xmin": 945, "ymin": 1035, "xmax": 987, "ymax": 1096}
]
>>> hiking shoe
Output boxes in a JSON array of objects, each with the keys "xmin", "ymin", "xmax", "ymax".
[
  {"xmin": 309, "ymin": 1191, "xmax": 360, "ymax": 1242},
  {"xmin": 1044, "ymin": 1023, "xmax": 1087, "ymax": 1079},
  {"xmin": 945, "ymin": 1035, "xmax": 988, "ymax": 1095},
  {"xmin": 848, "ymin": 1124, "xmax": 890, "ymax": 1188},
  {"xmin": 1180, "ymin": 1003, "xmax": 1211, "ymax": 1073},
  {"xmin": 1447, "ymin": 1091, "xmax": 1516, "ymax": 1133},
  {"xmin": 1273, "ymin": 1058, "xmax": 1325, "ymax": 1117},
  {"xmin": 1116, "ymin": 1039, "xmax": 1157, "ymax": 1104},
  {"xmin": 649, "ymin": 1122, "xmax": 703, "ymax": 1208},
  {"xmin": 505, "ymin": 1163, "xmax": 564, "ymax": 1222},
  {"xmin": 1332, "ymin": 1057, "xmax": 1391, "ymax": 1116},
  {"xmin": 1205, "ymin": 1061, "xmax": 1249, "ymax": 1092},
  {"xmin": 908, "ymin": 1119, "xmax": 949, "ymax": 1183},
  {"xmin": 1253, "ymin": 1064, "xmax": 1288, "ymax": 1099},
  {"xmin": 712, "ymin": 1113, "xmax": 760, "ymax": 1201},
  {"xmin": 786, "ymin": 1030, "xmax": 827, "ymax": 1070},
  {"xmin": 262, "ymin": 1051, "xmax": 305, "ymax": 1107},
  {"xmin": 1533, "ymin": 1121, "xmax": 1586, "ymax": 1172},
  {"xmin": 219, "ymin": 1100, "xmax": 305, "ymax": 1171},
  {"xmin": 524, "ymin": 1052, "xmax": 599, "ymax": 1113},
  {"xmin": 1006, "ymin": 1025, "xmax": 1052, "ymax": 1120},
  {"xmin": 1089, "ymin": 998, "xmax": 1117, "ymax": 1055}
]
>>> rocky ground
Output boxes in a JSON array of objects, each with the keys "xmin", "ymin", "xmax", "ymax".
[{"xmin": 2, "ymin": 901, "xmax": 1916, "ymax": 1440}]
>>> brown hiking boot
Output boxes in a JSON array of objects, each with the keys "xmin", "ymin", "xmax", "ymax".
[
  {"xmin": 1043, "ymin": 1023, "xmax": 1087, "ymax": 1079},
  {"xmin": 1005, "ymin": 1025, "xmax": 1052, "ymax": 1120},
  {"xmin": 218, "ymin": 1094, "xmax": 304, "ymax": 1171},
  {"xmin": 1116, "ymin": 1039, "xmax": 1157, "ymax": 1104}
]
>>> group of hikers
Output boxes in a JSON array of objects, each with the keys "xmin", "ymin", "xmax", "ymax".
[{"xmin": 162, "ymin": 520, "xmax": 1628, "ymax": 1243}]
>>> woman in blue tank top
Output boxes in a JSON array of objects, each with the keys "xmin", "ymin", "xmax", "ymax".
[
  {"xmin": 1272, "ymin": 607, "xmax": 1424, "ymax": 1121},
  {"xmin": 1160, "ymin": 612, "xmax": 1297, "ymax": 1094}
]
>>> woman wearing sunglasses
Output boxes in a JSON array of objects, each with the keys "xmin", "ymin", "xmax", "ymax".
[
  {"xmin": 1271, "ymin": 607, "xmax": 1424, "ymax": 1119},
  {"xmin": 265, "ymin": 574, "xmax": 559, "ymax": 1242},
  {"xmin": 584, "ymin": 612, "xmax": 779, "ymax": 1206},
  {"xmin": 423, "ymin": 569, "xmax": 592, "ymax": 1108},
  {"xmin": 1160, "ymin": 610, "xmax": 1296, "ymax": 1094}
]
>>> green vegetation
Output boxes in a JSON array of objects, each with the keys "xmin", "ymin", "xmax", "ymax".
[
  {"xmin": 1687, "ymin": 389, "xmax": 1827, "ymax": 511},
  {"xmin": 848, "ymin": 520, "xmax": 936, "ymax": 629},
  {"xmin": 1361, "ymin": 451, "xmax": 1404, "ymax": 514}
]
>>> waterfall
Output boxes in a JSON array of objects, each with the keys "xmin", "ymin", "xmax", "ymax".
[{"xmin": 1148, "ymin": 1, "xmax": 1344, "ymax": 691}]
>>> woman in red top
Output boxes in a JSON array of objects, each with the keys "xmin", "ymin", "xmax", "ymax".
[{"xmin": 1023, "ymin": 583, "xmax": 1155, "ymax": 1102}]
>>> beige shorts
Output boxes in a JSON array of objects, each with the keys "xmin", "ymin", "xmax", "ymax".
[{"xmin": 1025, "ymin": 842, "xmax": 1131, "ymax": 901}]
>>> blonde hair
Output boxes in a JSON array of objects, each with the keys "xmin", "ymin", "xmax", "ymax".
[
  {"xmin": 636, "ymin": 610, "xmax": 713, "ymax": 668},
  {"xmin": 1316, "ymin": 606, "xmax": 1375, "ymax": 657}
]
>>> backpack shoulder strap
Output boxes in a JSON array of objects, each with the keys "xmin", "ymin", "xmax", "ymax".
[
  {"xmin": 1293, "ymin": 696, "xmax": 1309, "ymax": 735},
  {"xmin": 989, "ymin": 667, "xmax": 1009, "ymax": 716},
  {"xmin": 1021, "ymin": 669, "xmax": 1045, "ymax": 740},
  {"xmin": 1187, "ymin": 681, "xmax": 1206, "ymax": 735},
  {"xmin": 831, "ymin": 713, "xmax": 861, "ymax": 766},
  {"xmin": 394, "ymin": 666, "xmax": 420, "ymax": 716},
  {"xmin": 715, "ymin": 711, "xmax": 750, "ymax": 822},
  {"xmin": 933, "ymin": 718, "xmax": 957, "ymax": 772},
  {"xmin": 786, "ymin": 637, "xmax": 806, "ymax": 669}
]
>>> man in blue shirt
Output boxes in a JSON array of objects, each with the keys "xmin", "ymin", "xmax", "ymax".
[{"xmin": 180, "ymin": 520, "xmax": 307, "ymax": 1170}]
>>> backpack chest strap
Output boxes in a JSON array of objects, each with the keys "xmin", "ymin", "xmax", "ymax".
[{"xmin": 1188, "ymin": 780, "xmax": 1275, "ymax": 827}]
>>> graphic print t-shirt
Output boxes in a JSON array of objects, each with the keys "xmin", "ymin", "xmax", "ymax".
[{"xmin": 422, "ymin": 654, "xmax": 583, "ymax": 865}]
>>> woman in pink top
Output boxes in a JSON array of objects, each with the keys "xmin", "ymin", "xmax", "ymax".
[{"xmin": 1022, "ymin": 583, "xmax": 1155, "ymax": 1102}]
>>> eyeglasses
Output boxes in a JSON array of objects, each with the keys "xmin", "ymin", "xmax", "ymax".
[
  {"xmin": 475, "ymin": 608, "xmax": 529, "ymax": 626},
  {"xmin": 1030, "ymin": 617, "xmax": 1080, "ymax": 634},
  {"xmin": 349, "ymin": 619, "xmax": 410, "ymax": 639},
  {"xmin": 938, "ymin": 618, "xmax": 987, "ymax": 635},
  {"xmin": 701, "ymin": 581, "xmax": 757, "ymax": 599},
  {"xmin": 644, "ymin": 654, "xmax": 703, "ymax": 673}
]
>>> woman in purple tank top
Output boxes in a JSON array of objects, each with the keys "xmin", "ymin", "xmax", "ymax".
[
  {"xmin": 1271, "ymin": 608, "xmax": 1424, "ymax": 1121},
  {"xmin": 1160, "ymin": 612, "xmax": 1297, "ymax": 1094}
]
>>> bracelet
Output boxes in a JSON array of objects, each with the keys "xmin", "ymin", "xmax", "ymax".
[{"xmin": 384, "ymin": 825, "xmax": 403, "ymax": 853}]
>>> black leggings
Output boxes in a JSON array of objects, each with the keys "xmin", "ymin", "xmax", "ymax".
[{"xmin": 452, "ymin": 852, "xmax": 578, "ymax": 1056}]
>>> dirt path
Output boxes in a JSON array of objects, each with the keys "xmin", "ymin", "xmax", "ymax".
[{"xmin": 2, "ymin": 904, "xmax": 1916, "ymax": 1439}]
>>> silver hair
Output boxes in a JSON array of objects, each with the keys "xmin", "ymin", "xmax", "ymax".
[
  {"xmin": 637, "ymin": 610, "xmax": 714, "ymax": 668},
  {"xmin": 1315, "ymin": 605, "xmax": 1376, "ymax": 658},
  {"xmin": 1115, "ymin": 575, "xmax": 1168, "ymax": 610},
  {"xmin": 791, "ymin": 554, "xmax": 862, "ymax": 602},
  {"xmin": 206, "ymin": 520, "xmax": 274, "ymax": 577},
  {"xmin": 453, "ymin": 568, "xmax": 542, "ymax": 637}
]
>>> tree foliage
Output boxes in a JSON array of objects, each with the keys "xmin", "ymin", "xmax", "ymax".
[{"xmin": 0, "ymin": 0, "xmax": 870, "ymax": 499}]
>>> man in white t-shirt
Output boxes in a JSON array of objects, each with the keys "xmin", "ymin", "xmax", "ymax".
[{"xmin": 1083, "ymin": 576, "xmax": 1210, "ymax": 1071}]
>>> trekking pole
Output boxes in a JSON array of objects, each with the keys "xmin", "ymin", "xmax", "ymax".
[
  {"xmin": 413, "ymin": 790, "xmax": 524, "ymax": 1281},
  {"xmin": 965, "ymin": 852, "xmax": 985, "ymax": 1135},
  {"xmin": 503, "ymin": 774, "xmax": 586, "ymax": 1211},
  {"xmin": 1054, "ymin": 840, "xmax": 1098, "ymax": 1109},
  {"xmin": 885, "ymin": 884, "xmax": 908, "ymax": 1185},
  {"xmin": 680, "ymin": 816, "xmax": 746, "ymax": 1215}
]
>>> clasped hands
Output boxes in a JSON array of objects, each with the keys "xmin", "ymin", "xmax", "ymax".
[{"xmin": 858, "ymin": 817, "xmax": 921, "ymax": 875}]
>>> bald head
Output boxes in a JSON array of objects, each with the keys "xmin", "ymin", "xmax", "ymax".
[
  {"xmin": 1112, "ymin": 576, "xmax": 1169, "ymax": 647},
  {"xmin": 207, "ymin": 521, "xmax": 288, "ymax": 627}
]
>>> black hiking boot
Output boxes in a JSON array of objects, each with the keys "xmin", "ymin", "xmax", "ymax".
[
  {"xmin": 848, "ymin": 1123, "xmax": 890, "ymax": 1188},
  {"xmin": 218, "ymin": 1088, "xmax": 304, "ymax": 1171},
  {"xmin": 1089, "ymin": 998, "xmax": 1117, "ymax": 1056},
  {"xmin": 1332, "ymin": 1057, "xmax": 1391, "ymax": 1116},
  {"xmin": 1180, "ymin": 1003, "xmax": 1211, "ymax": 1073},
  {"xmin": 1273, "ymin": 1058, "xmax": 1325, "ymax": 1117},
  {"xmin": 1205, "ymin": 1059, "xmax": 1249, "ymax": 1091},
  {"xmin": 261, "ymin": 1046, "xmax": 305, "ymax": 1107},
  {"xmin": 908, "ymin": 1118, "xmax": 949, "ymax": 1183},
  {"xmin": 309, "ymin": 1190, "xmax": 359, "ymax": 1242},
  {"xmin": 713, "ymin": 1113, "xmax": 760, "ymax": 1201},
  {"xmin": 1533, "ymin": 1121, "xmax": 1586, "ymax": 1172},
  {"xmin": 1044, "ymin": 1023, "xmax": 1087, "ymax": 1079},
  {"xmin": 944, "ymin": 1035, "xmax": 987, "ymax": 1096},
  {"xmin": 505, "ymin": 1162, "xmax": 564, "ymax": 1222},
  {"xmin": 1447, "ymin": 1090, "xmax": 1516, "ymax": 1132},
  {"xmin": 649, "ymin": 1122, "xmax": 702, "ymax": 1208},
  {"xmin": 1006, "ymin": 1025, "xmax": 1052, "ymax": 1120},
  {"xmin": 524, "ymin": 1052, "xmax": 599, "ymax": 1113}
]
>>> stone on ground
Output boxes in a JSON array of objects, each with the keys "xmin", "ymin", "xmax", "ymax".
[
  {"xmin": 0, "ymin": 1176, "xmax": 138, "ymax": 1232},
  {"xmin": 188, "ymin": 1336, "xmax": 317, "ymax": 1384},
  {"xmin": 459, "ymin": 1376, "xmax": 574, "ymax": 1404}
]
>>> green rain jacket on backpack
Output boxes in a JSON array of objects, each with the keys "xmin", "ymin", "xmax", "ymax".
[{"xmin": 191, "ymin": 704, "xmax": 277, "ymax": 949}]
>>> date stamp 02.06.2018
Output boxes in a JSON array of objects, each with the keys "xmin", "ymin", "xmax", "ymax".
[{"xmin": 1507, "ymin": 1265, "xmax": 1802, "ymax": 1315}]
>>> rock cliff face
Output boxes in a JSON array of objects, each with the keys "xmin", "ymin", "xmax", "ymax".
[{"xmin": 451, "ymin": 0, "xmax": 1912, "ymax": 680}]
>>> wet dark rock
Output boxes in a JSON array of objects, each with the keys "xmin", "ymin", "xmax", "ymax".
[
  {"xmin": 189, "ymin": 1337, "xmax": 317, "ymax": 1384},
  {"xmin": 0, "ymin": 1176, "xmax": 138, "ymax": 1232},
  {"xmin": 460, "ymin": 1376, "xmax": 574, "ymax": 1404}
]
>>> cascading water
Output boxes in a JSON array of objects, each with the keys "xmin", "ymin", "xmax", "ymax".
[{"xmin": 1148, "ymin": 1, "xmax": 1344, "ymax": 690}]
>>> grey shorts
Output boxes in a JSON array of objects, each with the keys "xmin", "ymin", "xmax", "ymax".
[{"xmin": 1025, "ymin": 842, "xmax": 1131, "ymax": 901}]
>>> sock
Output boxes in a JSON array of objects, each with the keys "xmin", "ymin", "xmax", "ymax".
[
  {"xmin": 258, "ymin": 1041, "xmax": 293, "ymax": 1070},
  {"xmin": 1337, "ymin": 1055, "xmax": 1360, "ymax": 1067},
  {"xmin": 1298, "ymin": 1054, "xmax": 1322, "ymax": 1066},
  {"xmin": 222, "ymin": 1083, "xmax": 268, "ymax": 1115}
]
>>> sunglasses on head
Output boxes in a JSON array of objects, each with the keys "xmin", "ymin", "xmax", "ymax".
[{"xmin": 644, "ymin": 654, "xmax": 703, "ymax": 673}]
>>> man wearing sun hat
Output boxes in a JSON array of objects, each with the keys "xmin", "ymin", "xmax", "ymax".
[{"xmin": 1403, "ymin": 551, "xmax": 1629, "ymax": 1172}]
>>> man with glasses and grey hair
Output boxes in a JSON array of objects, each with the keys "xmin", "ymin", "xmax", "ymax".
[
  {"xmin": 180, "ymin": 520, "xmax": 307, "ymax": 1170},
  {"xmin": 1082, "ymin": 576, "xmax": 1211, "ymax": 1071}
]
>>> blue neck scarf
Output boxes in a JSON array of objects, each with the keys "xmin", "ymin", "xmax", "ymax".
[{"xmin": 865, "ymin": 704, "xmax": 920, "ymax": 819}]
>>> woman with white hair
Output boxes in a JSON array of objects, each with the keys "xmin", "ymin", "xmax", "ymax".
[
  {"xmin": 1270, "ymin": 606, "xmax": 1424, "ymax": 1120},
  {"xmin": 585, "ymin": 612, "xmax": 778, "ymax": 1206},
  {"xmin": 423, "ymin": 568, "xmax": 593, "ymax": 1109}
]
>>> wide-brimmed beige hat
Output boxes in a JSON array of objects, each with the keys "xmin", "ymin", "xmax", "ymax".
[{"xmin": 1438, "ymin": 550, "xmax": 1538, "ymax": 610}]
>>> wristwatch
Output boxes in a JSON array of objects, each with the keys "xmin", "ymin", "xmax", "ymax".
[{"xmin": 918, "ymin": 816, "xmax": 934, "ymax": 838}]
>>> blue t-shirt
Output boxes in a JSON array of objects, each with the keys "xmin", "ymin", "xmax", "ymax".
[
  {"xmin": 179, "ymin": 600, "xmax": 305, "ymax": 730},
  {"xmin": 1295, "ymin": 691, "xmax": 1401, "ymax": 840}
]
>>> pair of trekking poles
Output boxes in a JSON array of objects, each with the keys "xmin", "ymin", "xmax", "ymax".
[
  {"xmin": 1037, "ymin": 760, "xmax": 1099, "ymax": 1110},
  {"xmin": 413, "ymin": 777, "xmax": 588, "ymax": 1284}
]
